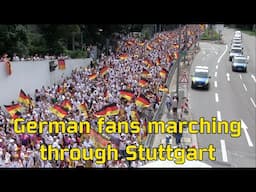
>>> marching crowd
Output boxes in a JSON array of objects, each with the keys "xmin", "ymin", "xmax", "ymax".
[{"xmin": 0, "ymin": 25, "xmax": 202, "ymax": 168}]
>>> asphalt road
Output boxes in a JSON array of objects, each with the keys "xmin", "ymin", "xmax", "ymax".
[{"xmin": 188, "ymin": 27, "xmax": 256, "ymax": 167}]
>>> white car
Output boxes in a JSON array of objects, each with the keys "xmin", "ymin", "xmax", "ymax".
[
  {"xmin": 231, "ymin": 43, "xmax": 243, "ymax": 50},
  {"xmin": 232, "ymin": 55, "xmax": 249, "ymax": 72},
  {"xmin": 231, "ymin": 38, "xmax": 242, "ymax": 45},
  {"xmin": 234, "ymin": 30, "xmax": 242, "ymax": 36},
  {"xmin": 229, "ymin": 47, "xmax": 243, "ymax": 61}
]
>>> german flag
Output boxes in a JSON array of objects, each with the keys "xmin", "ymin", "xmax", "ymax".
[
  {"xmin": 174, "ymin": 51, "xmax": 179, "ymax": 60},
  {"xmin": 138, "ymin": 42, "xmax": 145, "ymax": 46},
  {"xmin": 173, "ymin": 43, "xmax": 179, "ymax": 49},
  {"xmin": 105, "ymin": 103, "xmax": 119, "ymax": 116},
  {"xmin": 119, "ymin": 53, "xmax": 129, "ymax": 60},
  {"xmin": 156, "ymin": 57, "xmax": 161, "ymax": 65},
  {"xmin": 58, "ymin": 59, "xmax": 66, "ymax": 70},
  {"xmin": 155, "ymin": 37, "xmax": 162, "ymax": 43},
  {"xmin": 139, "ymin": 78, "xmax": 148, "ymax": 87},
  {"xmin": 4, "ymin": 104, "xmax": 22, "ymax": 119},
  {"xmin": 5, "ymin": 59, "xmax": 12, "ymax": 76},
  {"xmin": 135, "ymin": 95, "xmax": 150, "ymax": 108},
  {"xmin": 50, "ymin": 105, "xmax": 68, "ymax": 118},
  {"xmin": 104, "ymin": 90, "xmax": 109, "ymax": 99},
  {"xmin": 78, "ymin": 103, "xmax": 88, "ymax": 118},
  {"xmin": 94, "ymin": 103, "xmax": 119, "ymax": 117},
  {"xmin": 160, "ymin": 68, "xmax": 168, "ymax": 79},
  {"xmin": 90, "ymin": 129, "xmax": 110, "ymax": 148},
  {"xmin": 143, "ymin": 58, "xmax": 153, "ymax": 67},
  {"xmin": 18, "ymin": 89, "xmax": 31, "ymax": 106},
  {"xmin": 57, "ymin": 85, "xmax": 64, "ymax": 94},
  {"xmin": 119, "ymin": 90, "xmax": 135, "ymax": 101},
  {"xmin": 100, "ymin": 66, "xmax": 109, "ymax": 76},
  {"xmin": 159, "ymin": 85, "xmax": 169, "ymax": 93},
  {"xmin": 61, "ymin": 99, "xmax": 72, "ymax": 111},
  {"xmin": 126, "ymin": 40, "xmax": 135, "ymax": 46},
  {"xmin": 146, "ymin": 44, "xmax": 153, "ymax": 51},
  {"xmin": 166, "ymin": 54, "xmax": 172, "ymax": 63},
  {"xmin": 141, "ymin": 69, "xmax": 150, "ymax": 78},
  {"xmin": 88, "ymin": 73, "xmax": 97, "ymax": 80}
]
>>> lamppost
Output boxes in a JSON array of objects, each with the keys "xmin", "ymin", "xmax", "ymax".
[{"xmin": 176, "ymin": 24, "xmax": 182, "ymax": 108}]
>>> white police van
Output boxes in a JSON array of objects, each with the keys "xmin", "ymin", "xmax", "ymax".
[{"xmin": 191, "ymin": 66, "xmax": 211, "ymax": 90}]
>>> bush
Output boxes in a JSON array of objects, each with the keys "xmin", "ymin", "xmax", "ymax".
[{"xmin": 200, "ymin": 29, "xmax": 220, "ymax": 40}]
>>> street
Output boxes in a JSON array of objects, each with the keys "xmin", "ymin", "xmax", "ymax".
[{"xmin": 188, "ymin": 27, "xmax": 256, "ymax": 167}]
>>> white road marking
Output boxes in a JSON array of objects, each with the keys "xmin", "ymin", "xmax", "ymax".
[
  {"xmin": 216, "ymin": 65, "xmax": 218, "ymax": 69},
  {"xmin": 220, "ymin": 140, "xmax": 228, "ymax": 162},
  {"xmin": 242, "ymin": 83, "xmax": 247, "ymax": 92},
  {"xmin": 215, "ymin": 51, "xmax": 218, "ymax": 55},
  {"xmin": 226, "ymin": 73, "xmax": 230, "ymax": 81},
  {"xmin": 214, "ymin": 81, "xmax": 218, "ymax": 88},
  {"xmin": 251, "ymin": 74, "xmax": 256, "ymax": 83},
  {"xmin": 241, "ymin": 120, "xmax": 254, "ymax": 147},
  {"xmin": 215, "ymin": 93, "xmax": 219, "ymax": 102},
  {"xmin": 239, "ymin": 74, "xmax": 242, "ymax": 80},
  {"xmin": 215, "ymin": 72, "xmax": 217, "ymax": 77},
  {"xmin": 250, "ymin": 97, "xmax": 256, "ymax": 108},
  {"xmin": 217, "ymin": 44, "xmax": 228, "ymax": 63},
  {"xmin": 217, "ymin": 110, "xmax": 221, "ymax": 121}
]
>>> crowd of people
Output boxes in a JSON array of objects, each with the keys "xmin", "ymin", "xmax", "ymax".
[
  {"xmin": 0, "ymin": 25, "xmax": 203, "ymax": 168},
  {"xmin": 0, "ymin": 53, "xmax": 71, "ymax": 62}
]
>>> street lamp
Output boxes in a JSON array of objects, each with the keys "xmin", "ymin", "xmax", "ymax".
[{"xmin": 175, "ymin": 24, "xmax": 182, "ymax": 117}]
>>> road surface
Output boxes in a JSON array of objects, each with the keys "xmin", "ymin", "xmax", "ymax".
[{"xmin": 188, "ymin": 27, "xmax": 256, "ymax": 167}]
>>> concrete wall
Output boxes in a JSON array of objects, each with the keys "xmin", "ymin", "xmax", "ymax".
[{"xmin": 0, "ymin": 58, "xmax": 92, "ymax": 106}]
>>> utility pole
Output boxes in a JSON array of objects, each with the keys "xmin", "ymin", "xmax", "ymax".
[
  {"xmin": 176, "ymin": 24, "xmax": 182, "ymax": 105},
  {"xmin": 184, "ymin": 25, "xmax": 187, "ymax": 64}
]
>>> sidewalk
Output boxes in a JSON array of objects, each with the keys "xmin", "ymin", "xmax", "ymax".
[{"xmin": 152, "ymin": 49, "xmax": 198, "ymax": 148}]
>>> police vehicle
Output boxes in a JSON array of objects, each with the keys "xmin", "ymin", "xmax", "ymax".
[{"xmin": 191, "ymin": 66, "xmax": 211, "ymax": 90}]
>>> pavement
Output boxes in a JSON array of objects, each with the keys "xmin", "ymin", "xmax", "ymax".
[{"xmin": 152, "ymin": 46, "xmax": 198, "ymax": 149}]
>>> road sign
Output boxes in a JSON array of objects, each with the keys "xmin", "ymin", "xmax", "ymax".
[{"xmin": 179, "ymin": 71, "xmax": 188, "ymax": 83}]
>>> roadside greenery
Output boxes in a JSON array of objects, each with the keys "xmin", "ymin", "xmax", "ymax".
[{"xmin": 200, "ymin": 28, "xmax": 221, "ymax": 40}]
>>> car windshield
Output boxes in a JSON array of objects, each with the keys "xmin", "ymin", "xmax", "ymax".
[
  {"xmin": 234, "ymin": 58, "xmax": 246, "ymax": 63},
  {"xmin": 194, "ymin": 71, "xmax": 208, "ymax": 78},
  {"xmin": 231, "ymin": 49, "xmax": 242, "ymax": 53}
]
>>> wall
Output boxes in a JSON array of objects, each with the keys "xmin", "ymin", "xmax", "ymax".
[{"xmin": 0, "ymin": 58, "xmax": 92, "ymax": 106}]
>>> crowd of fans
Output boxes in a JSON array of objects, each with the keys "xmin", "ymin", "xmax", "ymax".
[
  {"xmin": 0, "ymin": 53, "xmax": 71, "ymax": 62},
  {"xmin": 0, "ymin": 25, "xmax": 202, "ymax": 168}
]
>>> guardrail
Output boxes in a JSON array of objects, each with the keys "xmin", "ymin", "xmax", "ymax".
[
  {"xmin": 144, "ymin": 44, "xmax": 199, "ymax": 148},
  {"xmin": 144, "ymin": 61, "xmax": 177, "ymax": 148}
]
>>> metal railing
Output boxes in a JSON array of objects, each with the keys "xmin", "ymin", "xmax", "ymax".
[{"xmin": 144, "ymin": 61, "xmax": 177, "ymax": 148}]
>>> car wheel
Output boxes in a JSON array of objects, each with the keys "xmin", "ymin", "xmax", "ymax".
[
  {"xmin": 244, "ymin": 68, "xmax": 247, "ymax": 73},
  {"xmin": 191, "ymin": 83, "xmax": 194, "ymax": 89}
]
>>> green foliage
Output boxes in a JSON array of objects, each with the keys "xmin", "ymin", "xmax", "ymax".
[
  {"xmin": 64, "ymin": 50, "xmax": 88, "ymax": 59},
  {"xmin": 200, "ymin": 28, "xmax": 220, "ymax": 40},
  {"xmin": 0, "ymin": 24, "xmax": 175, "ymax": 58}
]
